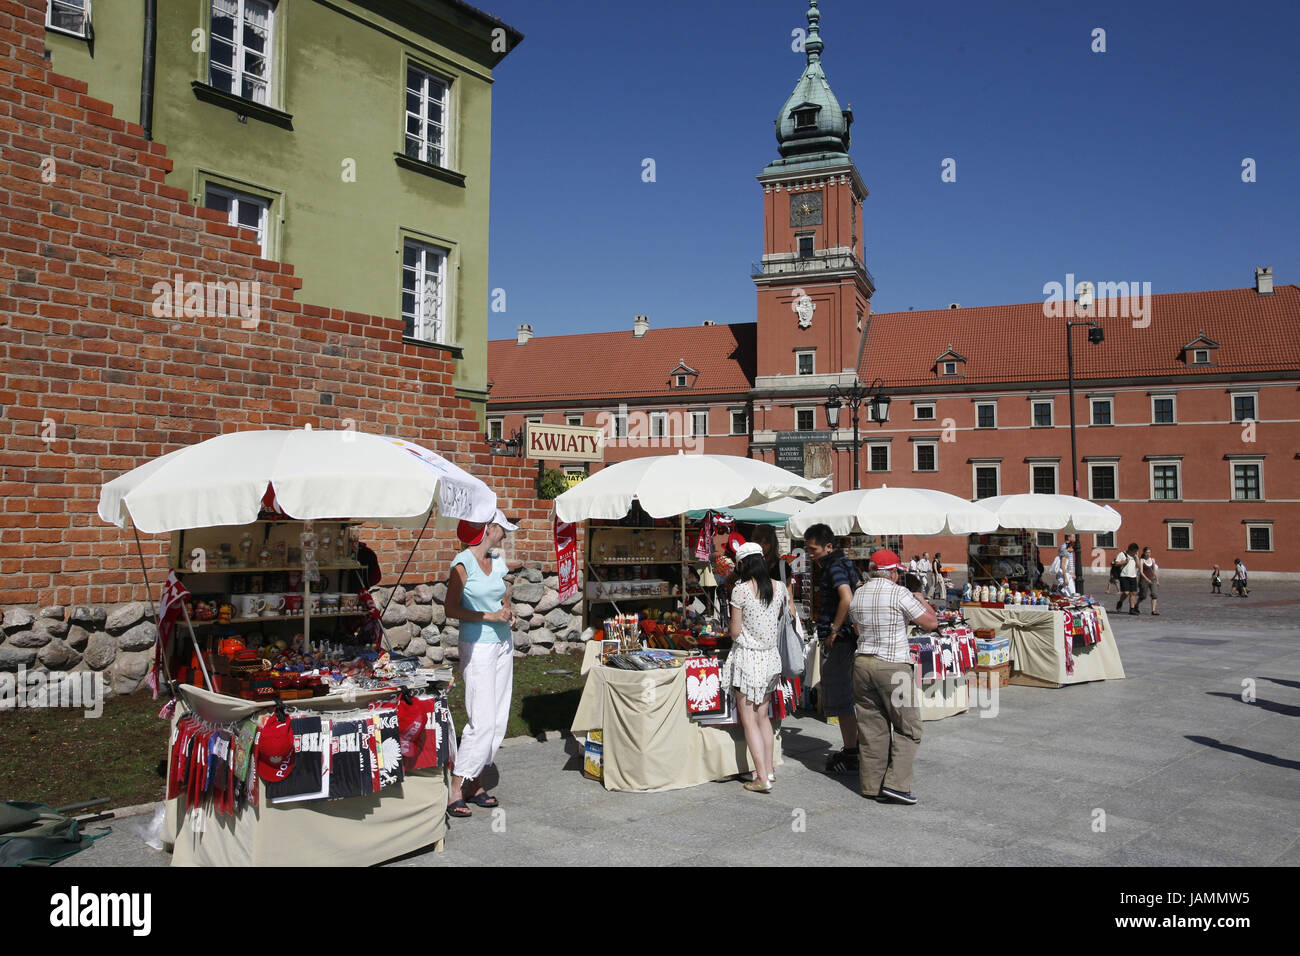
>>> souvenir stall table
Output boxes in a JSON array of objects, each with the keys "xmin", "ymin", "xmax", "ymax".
[
  {"xmin": 572, "ymin": 643, "xmax": 786, "ymax": 792},
  {"xmin": 98, "ymin": 429, "xmax": 500, "ymax": 865},
  {"xmin": 555, "ymin": 454, "xmax": 824, "ymax": 792},
  {"xmin": 164, "ymin": 681, "xmax": 453, "ymax": 867},
  {"xmin": 960, "ymin": 602, "xmax": 1125, "ymax": 688},
  {"xmin": 964, "ymin": 494, "xmax": 1127, "ymax": 688}
]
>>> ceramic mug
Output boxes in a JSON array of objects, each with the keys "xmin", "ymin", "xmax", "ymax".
[
  {"xmin": 262, "ymin": 593, "xmax": 286, "ymax": 616},
  {"xmin": 234, "ymin": 594, "xmax": 265, "ymax": 618},
  {"xmin": 340, "ymin": 593, "xmax": 359, "ymax": 612},
  {"xmin": 284, "ymin": 593, "xmax": 304, "ymax": 615}
]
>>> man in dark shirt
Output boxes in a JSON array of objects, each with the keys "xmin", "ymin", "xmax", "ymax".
[{"xmin": 803, "ymin": 523, "xmax": 861, "ymax": 774}]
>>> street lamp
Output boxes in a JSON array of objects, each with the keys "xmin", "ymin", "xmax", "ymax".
[
  {"xmin": 823, "ymin": 378, "xmax": 890, "ymax": 490},
  {"xmin": 485, "ymin": 428, "xmax": 523, "ymax": 457},
  {"xmin": 1066, "ymin": 315, "xmax": 1104, "ymax": 593}
]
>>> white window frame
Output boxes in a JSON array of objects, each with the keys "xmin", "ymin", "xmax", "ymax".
[
  {"xmin": 1036, "ymin": 531, "xmax": 1056, "ymax": 548},
  {"xmin": 1149, "ymin": 460, "xmax": 1181, "ymax": 501},
  {"xmin": 943, "ymin": 361, "xmax": 957, "ymax": 375},
  {"xmin": 1245, "ymin": 523, "xmax": 1273, "ymax": 553},
  {"xmin": 566, "ymin": 414, "xmax": 583, "ymax": 428},
  {"xmin": 649, "ymin": 411, "xmax": 668, "ymax": 439},
  {"xmin": 974, "ymin": 402, "xmax": 997, "ymax": 429},
  {"xmin": 674, "ymin": 374, "xmax": 689, "ymax": 388},
  {"xmin": 797, "ymin": 234, "xmax": 814, "ymax": 258},
  {"xmin": 1230, "ymin": 391, "xmax": 1258, "ymax": 423},
  {"xmin": 795, "ymin": 407, "xmax": 816, "ymax": 432},
  {"xmin": 730, "ymin": 409, "xmax": 747, "ymax": 435},
  {"xmin": 1089, "ymin": 397, "xmax": 1113, "ymax": 426},
  {"xmin": 913, "ymin": 402, "xmax": 936, "ymax": 422},
  {"xmin": 47, "ymin": 0, "xmax": 90, "ymax": 38},
  {"xmin": 1167, "ymin": 524, "xmax": 1192, "ymax": 551},
  {"xmin": 1088, "ymin": 462, "xmax": 1118, "ymax": 501},
  {"xmin": 914, "ymin": 441, "xmax": 937, "ymax": 473},
  {"xmin": 525, "ymin": 415, "xmax": 543, "ymax": 425},
  {"xmin": 972, "ymin": 462, "xmax": 1000, "ymax": 499},
  {"xmin": 867, "ymin": 442, "xmax": 891, "ymax": 473},
  {"xmin": 689, "ymin": 410, "xmax": 708, "ymax": 437},
  {"xmin": 204, "ymin": 184, "xmax": 272, "ymax": 258},
  {"xmin": 405, "ymin": 63, "xmax": 452, "ymax": 168},
  {"xmin": 795, "ymin": 350, "xmax": 815, "ymax": 376},
  {"xmin": 1095, "ymin": 531, "xmax": 1116, "ymax": 550},
  {"xmin": 486, "ymin": 418, "xmax": 504, "ymax": 440},
  {"xmin": 1151, "ymin": 394, "xmax": 1176, "ymax": 425},
  {"xmin": 209, "ymin": 0, "xmax": 277, "ymax": 106},
  {"xmin": 1030, "ymin": 463, "xmax": 1058, "ymax": 495},
  {"xmin": 1230, "ymin": 460, "xmax": 1264, "ymax": 501},
  {"xmin": 1031, "ymin": 399, "xmax": 1054, "ymax": 428},
  {"xmin": 401, "ymin": 238, "xmax": 449, "ymax": 344},
  {"xmin": 1193, "ymin": 348, "xmax": 1210, "ymax": 364}
]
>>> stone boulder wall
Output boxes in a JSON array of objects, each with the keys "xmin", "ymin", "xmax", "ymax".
[{"xmin": 0, "ymin": 563, "xmax": 588, "ymax": 693}]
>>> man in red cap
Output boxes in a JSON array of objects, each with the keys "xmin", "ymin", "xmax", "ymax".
[{"xmin": 847, "ymin": 548, "xmax": 938, "ymax": 805}]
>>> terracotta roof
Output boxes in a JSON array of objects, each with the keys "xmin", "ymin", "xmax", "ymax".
[
  {"xmin": 488, "ymin": 323, "xmax": 756, "ymax": 402},
  {"xmin": 861, "ymin": 286, "xmax": 1300, "ymax": 388}
]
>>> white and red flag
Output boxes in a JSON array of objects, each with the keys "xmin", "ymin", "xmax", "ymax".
[
  {"xmin": 149, "ymin": 570, "xmax": 190, "ymax": 698},
  {"xmin": 554, "ymin": 514, "xmax": 579, "ymax": 603}
]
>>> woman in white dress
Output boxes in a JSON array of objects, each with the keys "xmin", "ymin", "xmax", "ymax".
[{"xmin": 724, "ymin": 542, "xmax": 783, "ymax": 793}]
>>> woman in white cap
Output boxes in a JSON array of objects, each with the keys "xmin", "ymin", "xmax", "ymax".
[
  {"xmin": 445, "ymin": 509, "xmax": 518, "ymax": 817},
  {"xmin": 725, "ymin": 540, "xmax": 783, "ymax": 792}
]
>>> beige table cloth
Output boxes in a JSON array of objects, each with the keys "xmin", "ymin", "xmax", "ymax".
[
  {"xmin": 961, "ymin": 606, "xmax": 1125, "ymax": 686},
  {"xmin": 571, "ymin": 661, "xmax": 782, "ymax": 792},
  {"xmin": 165, "ymin": 684, "xmax": 448, "ymax": 866}
]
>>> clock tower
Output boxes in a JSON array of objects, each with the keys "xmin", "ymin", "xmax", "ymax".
[{"xmin": 751, "ymin": 1, "xmax": 873, "ymax": 486}]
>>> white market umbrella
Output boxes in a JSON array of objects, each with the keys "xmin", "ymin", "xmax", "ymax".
[
  {"xmin": 98, "ymin": 429, "xmax": 497, "ymax": 534},
  {"xmin": 979, "ymin": 493, "xmax": 1122, "ymax": 534},
  {"xmin": 786, "ymin": 486, "xmax": 1000, "ymax": 538},
  {"xmin": 554, "ymin": 452, "xmax": 824, "ymax": 523}
]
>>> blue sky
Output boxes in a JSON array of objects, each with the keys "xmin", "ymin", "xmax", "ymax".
[{"xmin": 483, "ymin": 0, "xmax": 1299, "ymax": 340}]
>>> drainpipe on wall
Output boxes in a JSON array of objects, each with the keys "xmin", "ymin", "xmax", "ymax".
[{"xmin": 139, "ymin": 0, "xmax": 157, "ymax": 140}]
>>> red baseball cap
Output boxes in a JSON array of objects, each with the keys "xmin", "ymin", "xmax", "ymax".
[
  {"xmin": 869, "ymin": 549, "xmax": 902, "ymax": 571},
  {"xmin": 256, "ymin": 713, "xmax": 295, "ymax": 783},
  {"xmin": 456, "ymin": 520, "xmax": 486, "ymax": 546}
]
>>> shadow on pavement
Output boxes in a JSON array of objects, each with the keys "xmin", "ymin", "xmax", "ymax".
[
  {"xmin": 1185, "ymin": 735, "xmax": 1300, "ymax": 772},
  {"xmin": 1260, "ymin": 677, "xmax": 1300, "ymax": 691},
  {"xmin": 1206, "ymin": 692, "xmax": 1300, "ymax": 719}
]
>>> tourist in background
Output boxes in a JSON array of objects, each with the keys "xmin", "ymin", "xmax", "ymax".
[
  {"xmin": 1116, "ymin": 542, "xmax": 1140, "ymax": 615},
  {"xmin": 1232, "ymin": 558, "xmax": 1250, "ymax": 597},
  {"xmin": 1137, "ymin": 546, "xmax": 1160, "ymax": 615}
]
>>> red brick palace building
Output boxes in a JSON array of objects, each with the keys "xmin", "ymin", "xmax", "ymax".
[{"xmin": 489, "ymin": 7, "xmax": 1299, "ymax": 575}]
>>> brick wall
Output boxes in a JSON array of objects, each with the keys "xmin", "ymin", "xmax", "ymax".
[{"xmin": 0, "ymin": 0, "xmax": 558, "ymax": 607}]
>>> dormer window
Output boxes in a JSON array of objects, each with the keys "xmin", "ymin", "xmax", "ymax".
[
  {"xmin": 793, "ymin": 107, "xmax": 819, "ymax": 130},
  {"xmin": 1181, "ymin": 331, "xmax": 1219, "ymax": 367},
  {"xmin": 933, "ymin": 345, "xmax": 967, "ymax": 378},
  {"xmin": 669, "ymin": 358, "xmax": 699, "ymax": 389}
]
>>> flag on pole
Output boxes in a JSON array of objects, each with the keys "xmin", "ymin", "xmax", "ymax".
[
  {"xmin": 554, "ymin": 514, "xmax": 579, "ymax": 603},
  {"xmin": 150, "ymin": 570, "xmax": 189, "ymax": 698}
]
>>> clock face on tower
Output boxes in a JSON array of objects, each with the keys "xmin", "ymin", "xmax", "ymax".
[{"xmin": 789, "ymin": 191, "xmax": 823, "ymax": 227}]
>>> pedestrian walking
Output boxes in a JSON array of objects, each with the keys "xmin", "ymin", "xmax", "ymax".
[
  {"xmin": 1115, "ymin": 542, "xmax": 1140, "ymax": 615},
  {"xmin": 1211, "ymin": 564, "xmax": 1222, "ymax": 594},
  {"xmin": 918, "ymin": 552, "xmax": 933, "ymax": 595},
  {"xmin": 803, "ymin": 523, "xmax": 861, "ymax": 775},
  {"xmin": 1138, "ymin": 546, "xmax": 1160, "ymax": 615},
  {"xmin": 931, "ymin": 552, "xmax": 947, "ymax": 602},
  {"xmin": 1231, "ymin": 558, "xmax": 1250, "ymax": 597},
  {"xmin": 445, "ymin": 510, "xmax": 518, "ymax": 818},
  {"xmin": 724, "ymin": 542, "xmax": 782, "ymax": 793},
  {"xmin": 1106, "ymin": 550, "xmax": 1125, "ymax": 594},
  {"xmin": 848, "ymin": 549, "xmax": 939, "ymax": 805}
]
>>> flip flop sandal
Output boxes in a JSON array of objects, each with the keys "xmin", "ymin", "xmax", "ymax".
[
  {"xmin": 447, "ymin": 799, "xmax": 473, "ymax": 818},
  {"xmin": 468, "ymin": 792, "xmax": 499, "ymax": 808}
]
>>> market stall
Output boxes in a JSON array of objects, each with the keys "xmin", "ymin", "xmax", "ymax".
[
  {"xmin": 556, "ymin": 454, "xmax": 823, "ymax": 791},
  {"xmin": 787, "ymin": 486, "xmax": 1000, "ymax": 721},
  {"xmin": 960, "ymin": 494, "xmax": 1126, "ymax": 688},
  {"xmin": 99, "ymin": 428, "xmax": 498, "ymax": 865},
  {"xmin": 164, "ymin": 681, "xmax": 454, "ymax": 866}
]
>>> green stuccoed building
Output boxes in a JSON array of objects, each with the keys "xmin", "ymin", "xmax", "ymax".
[{"xmin": 44, "ymin": 0, "xmax": 523, "ymax": 422}]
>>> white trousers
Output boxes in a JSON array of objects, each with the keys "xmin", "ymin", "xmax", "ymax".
[{"xmin": 454, "ymin": 638, "xmax": 514, "ymax": 782}]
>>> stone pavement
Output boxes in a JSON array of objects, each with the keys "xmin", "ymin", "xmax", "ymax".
[{"xmin": 63, "ymin": 579, "xmax": 1299, "ymax": 867}]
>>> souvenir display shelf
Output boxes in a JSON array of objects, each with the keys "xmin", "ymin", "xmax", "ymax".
[
  {"xmin": 967, "ymin": 529, "xmax": 1038, "ymax": 588},
  {"xmin": 166, "ymin": 519, "xmax": 375, "ymax": 693}
]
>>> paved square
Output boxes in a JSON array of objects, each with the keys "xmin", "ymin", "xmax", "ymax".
[{"xmin": 65, "ymin": 579, "xmax": 1299, "ymax": 867}]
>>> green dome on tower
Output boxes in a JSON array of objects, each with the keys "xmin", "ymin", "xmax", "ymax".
[{"xmin": 768, "ymin": 1, "xmax": 854, "ymax": 172}]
